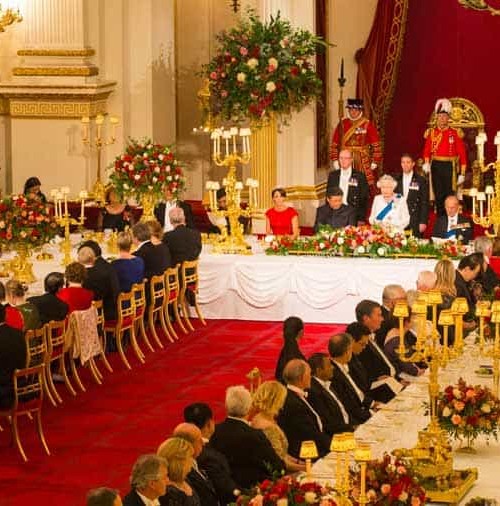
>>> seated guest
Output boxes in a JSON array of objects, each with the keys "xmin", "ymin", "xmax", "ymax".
[
  {"xmin": 23, "ymin": 176, "xmax": 46, "ymax": 203},
  {"xmin": 307, "ymin": 353, "xmax": 353, "ymax": 435},
  {"xmin": 86, "ymin": 488, "xmax": 122, "ymax": 506},
  {"xmin": 132, "ymin": 222, "xmax": 171, "ymax": 280},
  {"xmin": 416, "ymin": 270, "xmax": 437, "ymax": 292},
  {"xmin": 4, "ymin": 280, "xmax": 41, "ymax": 331},
  {"xmin": 489, "ymin": 236, "xmax": 500, "ymax": 277},
  {"xmin": 154, "ymin": 185, "xmax": 195, "ymax": 231},
  {"xmin": 57, "ymin": 262, "xmax": 94, "ymax": 314},
  {"xmin": 97, "ymin": 187, "xmax": 133, "ymax": 232},
  {"xmin": 265, "ymin": 188, "xmax": 299, "ymax": 239},
  {"xmin": 434, "ymin": 259, "xmax": 459, "ymax": 342},
  {"xmin": 112, "ymin": 232, "xmax": 146, "ymax": 293},
  {"xmin": 455, "ymin": 253, "xmax": 483, "ymax": 313},
  {"xmin": 326, "ymin": 149, "xmax": 369, "ymax": 225},
  {"xmin": 395, "ymin": 153, "xmax": 429, "ymax": 237},
  {"xmin": 208, "ymin": 188, "xmax": 250, "ymax": 235},
  {"xmin": 250, "ymin": 380, "xmax": 306, "ymax": 472},
  {"xmin": 157, "ymin": 437, "xmax": 200, "ymax": 506},
  {"xmin": 78, "ymin": 246, "xmax": 118, "ymax": 321},
  {"xmin": 173, "ymin": 423, "xmax": 219, "ymax": 506},
  {"xmin": 0, "ymin": 308, "xmax": 26, "ymax": 409},
  {"xmin": 375, "ymin": 284, "xmax": 406, "ymax": 347},
  {"xmin": 313, "ymin": 187, "xmax": 356, "ymax": 232},
  {"xmin": 27, "ymin": 272, "xmax": 69, "ymax": 325},
  {"xmin": 275, "ymin": 316, "xmax": 306, "ymax": 384},
  {"xmin": 122, "ymin": 454, "xmax": 169, "ymax": 506},
  {"xmin": 432, "ymin": 194, "xmax": 473, "ymax": 243},
  {"xmin": 210, "ymin": 385, "xmax": 285, "ymax": 489},
  {"xmin": 277, "ymin": 359, "xmax": 330, "ymax": 458},
  {"xmin": 163, "ymin": 208, "xmax": 202, "ymax": 267},
  {"xmin": 328, "ymin": 333, "xmax": 372, "ymax": 425},
  {"xmin": 474, "ymin": 236, "xmax": 500, "ymax": 293},
  {"xmin": 369, "ymin": 174, "xmax": 410, "ymax": 232},
  {"xmin": 184, "ymin": 402, "xmax": 238, "ymax": 505},
  {"xmin": 146, "ymin": 220, "xmax": 164, "ymax": 246}
]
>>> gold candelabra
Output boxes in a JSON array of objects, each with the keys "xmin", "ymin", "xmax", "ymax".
[
  {"xmin": 476, "ymin": 300, "xmax": 500, "ymax": 396},
  {"xmin": 330, "ymin": 432, "xmax": 356, "ymax": 506},
  {"xmin": 0, "ymin": 3, "xmax": 22, "ymax": 32},
  {"xmin": 81, "ymin": 114, "xmax": 119, "ymax": 204},
  {"xmin": 51, "ymin": 187, "xmax": 87, "ymax": 266},
  {"xmin": 206, "ymin": 127, "xmax": 257, "ymax": 254}
]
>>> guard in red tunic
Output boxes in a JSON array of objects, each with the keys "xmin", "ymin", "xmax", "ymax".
[
  {"xmin": 423, "ymin": 98, "xmax": 467, "ymax": 216},
  {"xmin": 329, "ymin": 98, "xmax": 382, "ymax": 196}
]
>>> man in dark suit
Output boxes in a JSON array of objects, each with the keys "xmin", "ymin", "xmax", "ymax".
[
  {"xmin": 455, "ymin": 253, "xmax": 483, "ymax": 311},
  {"xmin": 314, "ymin": 187, "xmax": 356, "ymax": 232},
  {"xmin": 173, "ymin": 423, "xmax": 220, "ymax": 506},
  {"xmin": 163, "ymin": 207, "xmax": 202, "ymax": 267},
  {"xmin": 277, "ymin": 359, "xmax": 330, "ymax": 458},
  {"xmin": 328, "ymin": 333, "xmax": 372, "ymax": 425},
  {"xmin": 432, "ymin": 194, "xmax": 473, "ymax": 243},
  {"xmin": 184, "ymin": 402, "xmax": 238, "ymax": 505},
  {"xmin": 208, "ymin": 188, "xmax": 250, "ymax": 235},
  {"xmin": 27, "ymin": 272, "xmax": 69, "ymax": 325},
  {"xmin": 395, "ymin": 153, "xmax": 429, "ymax": 237},
  {"xmin": 154, "ymin": 186, "xmax": 195, "ymax": 231},
  {"xmin": 122, "ymin": 454, "xmax": 169, "ymax": 506},
  {"xmin": 307, "ymin": 353, "xmax": 353, "ymax": 436},
  {"xmin": 210, "ymin": 386, "xmax": 284, "ymax": 489},
  {"xmin": 474, "ymin": 236, "xmax": 500, "ymax": 293},
  {"xmin": 326, "ymin": 149, "xmax": 369, "ymax": 225},
  {"xmin": 86, "ymin": 487, "xmax": 122, "ymax": 506},
  {"xmin": 132, "ymin": 222, "xmax": 171, "ymax": 280},
  {"xmin": 374, "ymin": 284, "xmax": 406, "ymax": 348}
]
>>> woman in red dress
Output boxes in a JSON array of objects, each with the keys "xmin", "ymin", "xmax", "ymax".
[
  {"xmin": 265, "ymin": 188, "xmax": 299, "ymax": 239},
  {"xmin": 57, "ymin": 262, "xmax": 94, "ymax": 314}
]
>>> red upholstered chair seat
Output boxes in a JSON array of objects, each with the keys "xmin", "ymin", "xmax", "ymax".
[{"xmin": 104, "ymin": 316, "xmax": 134, "ymax": 328}]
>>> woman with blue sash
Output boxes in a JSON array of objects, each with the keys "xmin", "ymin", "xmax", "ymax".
[{"xmin": 369, "ymin": 174, "xmax": 410, "ymax": 232}]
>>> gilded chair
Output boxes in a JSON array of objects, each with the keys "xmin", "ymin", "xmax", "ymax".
[
  {"xmin": 104, "ymin": 291, "xmax": 144, "ymax": 370},
  {"xmin": 179, "ymin": 259, "xmax": 206, "ymax": 331},
  {"xmin": 132, "ymin": 280, "xmax": 155, "ymax": 353},
  {"xmin": 92, "ymin": 300, "xmax": 113, "ymax": 373},
  {"xmin": 148, "ymin": 274, "xmax": 172, "ymax": 347},
  {"xmin": 0, "ymin": 364, "xmax": 50, "ymax": 462},
  {"xmin": 164, "ymin": 265, "xmax": 185, "ymax": 337}
]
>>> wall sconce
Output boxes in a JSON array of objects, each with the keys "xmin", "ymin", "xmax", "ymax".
[{"xmin": 229, "ymin": 0, "xmax": 240, "ymax": 13}]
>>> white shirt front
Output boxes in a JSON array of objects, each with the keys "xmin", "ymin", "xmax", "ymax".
[
  {"xmin": 314, "ymin": 377, "xmax": 350, "ymax": 424},
  {"xmin": 402, "ymin": 171, "xmax": 413, "ymax": 199},
  {"xmin": 336, "ymin": 362, "xmax": 365, "ymax": 403},
  {"xmin": 136, "ymin": 491, "xmax": 160, "ymax": 506},
  {"xmin": 163, "ymin": 200, "xmax": 177, "ymax": 232},
  {"xmin": 338, "ymin": 167, "xmax": 352, "ymax": 205},
  {"xmin": 447, "ymin": 214, "xmax": 458, "ymax": 231},
  {"xmin": 370, "ymin": 334, "xmax": 396, "ymax": 377}
]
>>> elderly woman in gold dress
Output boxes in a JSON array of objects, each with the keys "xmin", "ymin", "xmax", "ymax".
[{"xmin": 250, "ymin": 380, "xmax": 306, "ymax": 472}]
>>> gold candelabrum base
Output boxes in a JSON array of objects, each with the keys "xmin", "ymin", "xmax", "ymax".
[
  {"xmin": 56, "ymin": 213, "xmax": 86, "ymax": 266},
  {"xmin": 12, "ymin": 243, "xmax": 36, "ymax": 283}
]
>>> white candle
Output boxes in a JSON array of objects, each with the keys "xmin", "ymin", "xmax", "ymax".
[
  {"xmin": 81, "ymin": 116, "xmax": 90, "ymax": 140},
  {"xmin": 95, "ymin": 114, "xmax": 104, "ymax": 140},
  {"xmin": 64, "ymin": 194, "xmax": 68, "ymax": 217},
  {"xmin": 56, "ymin": 192, "xmax": 63, "ymax": 218},
  {"xmin": 495, "ymin": 132, "xmax": 500, "ymax": 161}
]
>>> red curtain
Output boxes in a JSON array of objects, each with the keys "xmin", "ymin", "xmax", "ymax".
[
  {"xmin": 384, "ymin": 0, "xmax": 500, "ymax": 172},
  {"xmin": 356, "ymin": 0, "xmax": 409, "ymax": 164}
]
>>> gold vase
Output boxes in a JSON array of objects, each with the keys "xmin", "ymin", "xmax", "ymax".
[
  {"xmin": 12, "ymin": 243, "xmax": 36, "ymax": 283},
  {"xmin": 139, "ymin": 193, "xmax": 157, "ymax": 223}
]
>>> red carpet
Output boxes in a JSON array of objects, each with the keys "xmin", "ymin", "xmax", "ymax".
[{"xmin": 0, "ymin": 319, "xmax": 344, "ymax": 506}]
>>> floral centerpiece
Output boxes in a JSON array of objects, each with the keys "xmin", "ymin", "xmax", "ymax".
[
  {"xmin": 351, "ymin": 453, "xmax": 427, "ymax": 505},
  {"xmin": 202, "ymin": 10, "xmax": 326, "ymax": 124},
  {"xmin": 232, "ymin": 475, "xmax": 337, "ymax": 505},
  {"xmin": 265, "ymin": 225, "xmax": 466, "ymax": 259},
  {"xmin": 436, "ymin": 378, "xmax": 500, "ymax": 450},
  {"xmin": 108, "ymin": 138, "xmax": 185, "ymax": 221}
]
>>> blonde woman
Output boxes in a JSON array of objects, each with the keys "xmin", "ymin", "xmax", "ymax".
[
  {"xmin": 157, "ymin": 437, "xmax": 200, "ymax": 506},
  {"xmin": 250, "ymin": 380, "xmax": 306, "ymax": 472}
]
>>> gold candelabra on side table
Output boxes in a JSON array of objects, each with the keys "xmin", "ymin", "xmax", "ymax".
[
  {"xmin": 206, "ymin": 127, "xmax": 257, "ymax": 255},
  {"xmin": 0, "ymin": 4, "xmax": 22, "ymax": 32},
  {"xmin": 81, "ymin": 114, "xmax": 119, "ymax": 204},
  {"xmin": 51, "ymin": 187, "xmax": 87, "ymax": 266}
]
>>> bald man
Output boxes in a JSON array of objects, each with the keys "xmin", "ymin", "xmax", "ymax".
[{"xmin": 432, "ymin": 195, "xmax": 473, "ymax": 243}]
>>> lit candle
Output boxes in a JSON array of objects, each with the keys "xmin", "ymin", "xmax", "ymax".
[
  {"xmin": 109, "ymin": 116, "xmax": 119, "ymax": 139},
  {"xmin": 495, "ymin": 131, "xmax": 500, "ymax": 162},
  {"xmin": 95, "ymin": 114, "xmax": 104, "ymax": 140},
  {"xmin": 478, "ymin": 191, "xmax": 486, "ymax": 218},
  {"xmin": 79, "ymin": 190, "xmax": 87, "ymax": 221},
  {"xmin": 56, "ymin": 192, "xmax": 63, "ymax": 218},
  {"xmin": 223, "ymin": 131, "xmax": 231, "ymax": 155},
  {"xmin": 210, "ymin": 131, "xmax": 217, "ymax": 154},
  {"xmin": 81, "ymin": 116, "xmax": 90, "ymax": 140}
]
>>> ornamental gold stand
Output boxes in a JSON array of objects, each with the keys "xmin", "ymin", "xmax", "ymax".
[{"xmin": 392, "ymin": 292, "xmax": 477, "ymax": 503}]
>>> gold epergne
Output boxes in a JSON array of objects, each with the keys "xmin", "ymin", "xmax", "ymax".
[
  {"xmin": 476, "ymin": 300, "xmax": 500, "ymax": 396},
  {"xmin": 206, "ymin": 127, "xmax": 257, "ymax": 254},
  {"xmin": 81, "ymin": 114, "xmax": 119, "ymax": 204},
  {"xmin": 353, "ymin": 443, "xmax": 372, "ymax": 506},
  {"xmin": 392, "ymin": 291, "xmax": 478, "ymax": 503},
  {"xmin": 51, "ymin": 187, "xmax": 87, "ymax": 266}
]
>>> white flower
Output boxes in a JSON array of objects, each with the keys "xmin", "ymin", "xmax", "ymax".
[
  {"xmin": 301, "ymin": 68, "xmax": 307, "ymax": 74},
  {"xmin": 159, "ymin": 154, "xmax": 164, "ymax": 160},
  {"xmin": 337, "ymin": 236, "xmax": 344, "ymax": 245},
  {"xmin": 401, "ymin": 238, "xmax": 407, "ymax": 246},
  {"xmin": 154, "ymin": 167, "xmax": 160, "ymax": 173},
  {"xmin": 442, "ymin": 406, "xmax": 452, "ymax": 417},
  {"xmin": 147, "ymin": 144, "xmax": 153, "ymax": 149},
  {"xmin": 264, "ymin": 235, "xmax": 275, "ymax": 243},
  {"xmin": 295, "ymin": 59, "xmax": 303, "ymax": 66},
  {"xmin": 247, "ymin": 58, "xmax": 259, "ymax": 69},
  {"xmin": 134, "ymin": 174, "xmax": 141, "ymax": 180},
  {"xmin": 453, "ymin": 388, "xmax": 462, "ymax": 399},
  {"xmin": 266, "ymin": 81, "xmax": 276, "ymax": 92},
  {"xmin": 279, "ymin": 38, "xmax": 289, "ymax": 48},
  {"xmin": 268, "ymin": 57, "xmax": 278, "ymax": 69},
  {"xmin": 143, "ymin": 153, "xmax": 148, "ymax": 158},
  {"xmin": 377, "ymin": 247, "xmax": 386, "ymax": 256},
  {"xmin": 167, "ymin": 175, "xmax": 172, "ymax": 181},
  {"xmin": 304, "ymin": 492, "xmax": 316, "ymax": 504},
  {"xmin": 237, "ymin": 72, "xmax": 247, "ymax": 82},
  {"xmin": 398, "ymin": 492, "xmax": 408, "ymax": 502},
  {"xmin": 481, "ymin": 403, "xmax": 491, "ymax": 413},
  {"xmin": 319, "ymin": 242, "xmax": 325, "ymax": 250},
  {"xmin": 174, "ymin": 175, "xmax": 179, "ymax": 180},
  {"xmin": 123, "ymin": 183, "xmax": 129, "ymax": 190},
  {"xmin": 148, "ymin": 185, "xmax": 153, "ymax": 190},
  {"xmin": 152, "ymin": 177, "xmax": 158, "ymax": 183},
  {"xmin": 357, "ymin": 246, "xmax": 365, "ymax": 254}
]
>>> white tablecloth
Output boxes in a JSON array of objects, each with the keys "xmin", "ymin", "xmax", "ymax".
[{"xmin": 198, "ymin": 248, "xmax": 439, "ymax": 323}]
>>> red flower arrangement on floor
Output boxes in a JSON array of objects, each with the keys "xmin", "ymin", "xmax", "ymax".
[{"xmin": 436, "ymin": 378, "xmax": 500, "ymax": 444}]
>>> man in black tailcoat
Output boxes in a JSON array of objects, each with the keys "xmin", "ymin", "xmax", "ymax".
[{"xmin": 314, "ymin": 187, "xmax": 356, "ymax": 232}]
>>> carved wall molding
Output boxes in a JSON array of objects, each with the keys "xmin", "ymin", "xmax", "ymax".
[
  {"xmin": 12, "ymin": 66, "xmax": 99, "ymax": 77},
  {"xmin": 17, "ymin": 48, "xmax": 95, "ymax": 57},
  {"xmin": 8, "ymin": 99, "xmax": 108, "ymax": 118}
]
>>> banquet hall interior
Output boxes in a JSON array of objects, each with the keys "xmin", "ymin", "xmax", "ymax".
[{"xmin": 2, "ymin": 0, "xmax": 500, "ymax": 505}]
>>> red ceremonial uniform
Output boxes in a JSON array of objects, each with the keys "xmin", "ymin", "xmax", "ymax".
[
  {"xmin": 423, "ymin": 126, "xmax": 467, "ymax": 172},
  {"xmin": 330, "ymin": 117, "xmax": 382, "ymax": 190}
]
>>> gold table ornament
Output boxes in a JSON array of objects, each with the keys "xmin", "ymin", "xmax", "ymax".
[
  {"xmin": 329, "ymin": 433, "xmax": 354, "ymax": 506},
  {"xmin": 11, "ymin": 243, "xmax": 36, "ymax": 283},
  {"xmin": 486, "ymin": 309, "xmax": 500, "ymax": 396},
  {"xmin": 299, "ymin": 440, "xmax": 318, "ymax": 479},
  {"xmin": 476, "ymin": 300, "xmax": 491, "ymax": 354},
  {"xmin": 354, "ymin": 444, "xmax": 372, "ymax": 506}
]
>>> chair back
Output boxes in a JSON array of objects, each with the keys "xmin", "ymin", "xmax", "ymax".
[
  {"xmin": 12, "ymin": 365, "xmax": 44, "ymax": 413},
  {"xmin": 46, "ymin": 319, "xmax": 67, "ymax": 358},
  {"xmin": 68, "ymin": 306, "xmax": 102, "ymax": 365},
  {"xmin": 132, "ymin": 280, "xmax": 147, "ymax": 317},
  {"xmin": 180, "ymin": 259, "xmax": 199, "ymax": 294},
  {"xmin": 24, "ymin": 326, "xmax": 48, "ymax": 368},
  {"xmin": 165, "ymin": 266, "xmax": 180, "ymax": 304},
  {"xmin": 150, "ymin": 274, "xmax": 166, "ymax": 310}
]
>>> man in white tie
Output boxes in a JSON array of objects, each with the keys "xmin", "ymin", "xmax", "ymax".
[
  {"xmin": 431, "ymin": 194, "xmax": 473, "ymax": 243},
  {"xmin": 277, "ymin": 359, "xmax": 331, "ymax": 458}
]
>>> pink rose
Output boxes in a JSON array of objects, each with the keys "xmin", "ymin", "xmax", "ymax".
[
  {"xmin": 454, "ymin": 400, "xmax": 465, "ymax": 412},
  {"xmin": 380, "ymin": 483, "xmax": 391, "ymax": 495},
  {"xmin": 466, "ymin": 389, "xmax": 476, "ymax": 399},
  {"xmin": 221, "ymin": 90, "xmax": 228, "ymax": 98},
  {"xmin": 451, "ymin": 414, "xmax": 462, "ymax": 425},
  {"xmin": 411, "ymin": 497, "xmax": 421, "ymax": 506},
  {"xmin": 239, "ymin": 47, "xmax": 248, "ymax": 56},
  {"xmin": 209, "ymin": 71, "xmax": 217, "ymax": 80}
]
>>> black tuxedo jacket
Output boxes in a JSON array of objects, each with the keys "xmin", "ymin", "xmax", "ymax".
[
  {"xmin": 275, "ymin": 340, "xmax": 306, "ymax": 384},
  {"xmin": 133, "ymin": 241, "xmax": 171, "ymax": 280},
  {"xmin": 479, "ymin": 264, "xmax": 500, "ymax": 293},
  {"xmin": 326, "ymin": 169, "xmax": 369, "ymax": 223},
  {"xmin": 0, "ymin": 323, "xmax": 26, "ymax": 409},
  {"xmin": 374, "ymin": 306, "xmax": 397, "ymax": 348},
  {"xmin": 198, "ymin": 444, "xmax": 237, "ymax": 505},
  {"xmin": 210, "ymin": 418, "xmax": 284, "ymax": 489},
  {"xmin": 122, "ymin": 489, "xmax": 144, "ymax": 506},
  {"xmin": 432, "ymin": 214, "xmax": 473, "ymax": 243},
  {"xmin": 307, "ymin": 377, "xmax": 353, "ymax": 436},
  {"xmin": 187, "ymin": 467, "xmax": 219, "ymax": 506},
  {"xmin": 154, "ymin": 200, "xmax": 195, "ymax": 229},
  {"xmin": 349, "ymin": 355, "xmax": 394, "ymax": 403},
  {"xmin": 277, "ymin": 388, "xmax": 330, "ymax": 458},
  {"xmin": 357, "ymin": 341, "xmax": 394, "ymax": 383},
  {"xmin": 330, "ymin": 361, "xmax": 371, "ymax": 425},
  {"xmin": 27, "ymin": 293, "xmax": 69, "ymax": 326},
  {"xmin": 314, "ymin": 203, "xmax": 356, "ymax": 232},
  {"xmin": 455, "ymin": 270, "xmax": 475, "ymax": 310},
  {"xmin": 395, "ymin": 172, "xmax": 429, "ymax": 237},
  {"xmin": 163, "ymin": 225, "xmax": 202, "ymax": 267}
]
